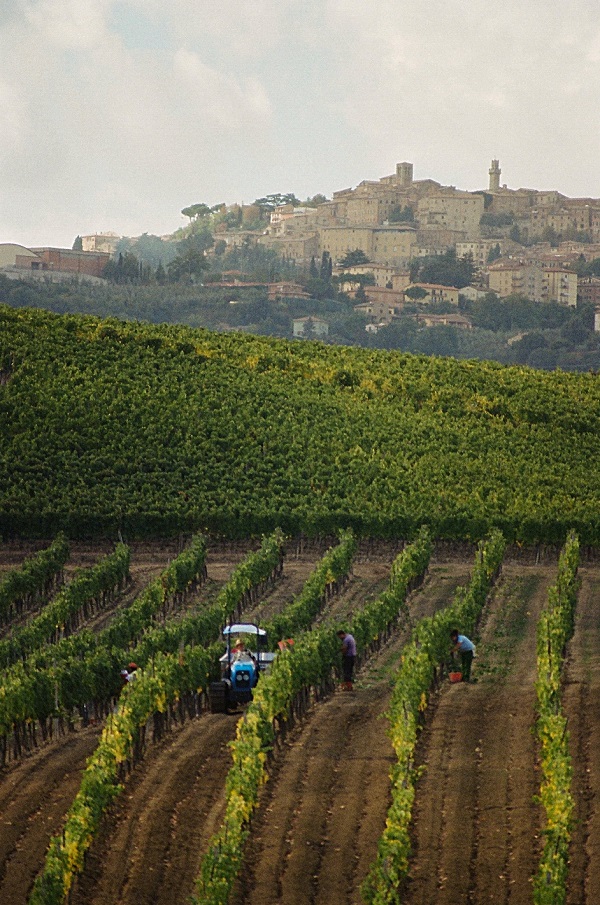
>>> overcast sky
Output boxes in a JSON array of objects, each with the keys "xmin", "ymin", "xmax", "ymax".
[{"xmin": 2, "ymin": 0, "xmax": 600, "ymax": 248}]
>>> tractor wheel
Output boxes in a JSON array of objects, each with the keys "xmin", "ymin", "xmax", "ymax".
[{"xmin": 209, "ymin": 681, "xmax": 229, "ymax": 713}]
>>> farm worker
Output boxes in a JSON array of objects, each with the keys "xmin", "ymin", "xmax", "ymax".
[
  {"xmin": 126, "ymin": 662, "xmax": 138, "ymax": 682},
  {"xmin": 233, "ymin": 638, "xmax": 250, "ymax": 661},
  {"xmin": 450, "ymin": 630, "xmax": 475, "ymax": 682},
  {"xmin": 337, "ymin": 630, "xmax": 357, "ymax": 690},
  {"xmin": 120, "ymin": 668, "xmax": 129, "ymax": 688}
]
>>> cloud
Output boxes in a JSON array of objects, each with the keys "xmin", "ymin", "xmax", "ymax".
[
  {"xmin": 173, "ymin": 48, "xmax": 272, "ymax": 128},
  {"xmin": 23, "ymin": 0, "xmax": 111, "ymax": 49},
  {"xmin": 2, "ymin": 1, "xmax": 600, "ymax": 245}
]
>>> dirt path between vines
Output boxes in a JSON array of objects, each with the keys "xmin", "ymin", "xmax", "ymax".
[
  {"xmin": 234, "ymin": 562, "xmax": 472, "ymax": 905},
  {"xmin": 0, "ymin": 725, "xmax": 102, "ymax": 903},
  {"xmin": 564, "ymin": 565, "xmax": 600, "ymax": 905},
  {"xmin": 402, "ymin": 564, "xmax": 557, "ymax": 905}
]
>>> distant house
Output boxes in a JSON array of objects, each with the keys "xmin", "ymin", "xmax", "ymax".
[
  {"xmin": 268, "ymin": 282, "xmax": 310, "ymax": 301},
  {"xmin": 460, "ymin": 285, "xmax": 494, "ymax": 303},
  {"xmin": 354, "ymin": 296, "xmax": 402, "ymax": 325},
  {"xmin": 415, "ymin": 312, "xmax": 472, "ymax": 330},
  {"xmin": 81, "ymin": 232, "xmax": 120, "ymax": 254},
  {"xmin": 0, "ymin": 243, "xmax": 108, "ymax": 284},
  {"xmin": 487, "ymin": 259, "xmax": 577, "ymax": 306},
  {"xmin": 578, "ymin": 276, "xmax": 600, "ymax": 306},
  {"xmin": 30, "ymin": 247, "xmax": 110, "ymax": 279},
  {"xmin": 407, "ymin": 283, "xmax": 460, "ymax": 306},
  {"xmin": 293, "ymin": 316, "xmax": 329, "ymax": 338},
  {"xmin": 0, "ymin": 243, "xmax": 44, "ymax": 270}
]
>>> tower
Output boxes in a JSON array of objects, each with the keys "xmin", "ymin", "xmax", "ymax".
[
  {"xmin": 489, "ymin": 159, "xmax": 501, "ymax": 192},
  {"xmin": 396, "ymin": 162, "xmax": 413, "ymax": 187}
]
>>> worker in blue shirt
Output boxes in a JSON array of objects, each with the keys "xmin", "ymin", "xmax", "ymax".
[{"xmin": 450, "ymin": 629, "xmax": 476, "ymax": 682}]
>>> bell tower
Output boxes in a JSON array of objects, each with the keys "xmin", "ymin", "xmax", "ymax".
[
  {"xmin": 396, "ymin": 162, "xmax": 413, "ymax": 187},
  {"xmin": 489, "ymin": 159, "xmax": 501, "ymax": 192}
]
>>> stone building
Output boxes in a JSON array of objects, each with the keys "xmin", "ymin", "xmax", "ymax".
[{"xmin": 487, "ymin": 259, "xmax": 577, "ymax": 306}]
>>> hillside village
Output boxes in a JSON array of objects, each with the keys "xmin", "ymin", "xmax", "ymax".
[
  {"xmin": 253, "ymin": 159, "xmax": 600, "ymax": 322},
  {"xmin": 2, "ymin": 160, "xmax": 600, "ymax": 368}
]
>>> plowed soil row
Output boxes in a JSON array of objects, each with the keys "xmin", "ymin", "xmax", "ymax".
[
  {"xmin": 235, "ymin": 563, "xmax": 472, "ymax": 905},
  {"xmin": 402, "ymin": 564, "xmax": 555, "ymax": 905},
  {"xmin": 564, "ymin": 566, "xmax": 600, "ymax": 905},
  {"xmin": 0, "ymin": 725, "xmax": 103, "ymax": 901}
]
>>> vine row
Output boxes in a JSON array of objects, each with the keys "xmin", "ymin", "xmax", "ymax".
[
  {"xmin": 533, "ymin": 531, "xmax": 580, "ymax": 905},
  {"xmin": 361, "ymin": 529, "xmax": 506, "ymax": 904},
  {"xmin": 0, "ymin": 533, "xmax": 69, "ymax": 627}
]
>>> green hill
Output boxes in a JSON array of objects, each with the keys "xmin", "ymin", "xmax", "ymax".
[{"xmin": 1, "ymin": 303, "xmax": 599, "ymax": 543}]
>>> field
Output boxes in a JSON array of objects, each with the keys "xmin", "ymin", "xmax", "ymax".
[{"xmin": 0, "ymin": 539, "xmax": 598, "ymax": 905}]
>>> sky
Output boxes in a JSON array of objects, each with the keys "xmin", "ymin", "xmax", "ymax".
[{"xmin": 2, "ymin": 0, "xmax": 600, "ymax": 248}]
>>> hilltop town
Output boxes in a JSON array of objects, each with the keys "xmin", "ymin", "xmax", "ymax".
[{"xmin": 1, "ymin": 160, "xmax": 600, "ymax": 369}]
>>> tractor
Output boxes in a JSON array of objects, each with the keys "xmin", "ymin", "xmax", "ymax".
[{"xmin": 208, "ymin": 622, "xmax": 276, "ymax": 713}]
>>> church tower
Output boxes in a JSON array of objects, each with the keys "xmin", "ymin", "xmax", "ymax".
[
  {"xmin": 396, "ymin": 162, "xmax": 413, "ymax": 187},
  {"xmin": 489, "ymin": 159, "xmax": 501, "ymax": 192}
]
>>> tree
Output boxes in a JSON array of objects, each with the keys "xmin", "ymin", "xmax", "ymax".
[
  {"xmin": 310, "ymin": 256, "xmax": 319, "ymax": 279},
  {"xmin": 487, "ymin": 243, "xmax": 501, "ymax": 263},
  {"xmin": 253, "ymin": 193, "xmax": 300, "ymax": 212},
  {"xmin": 319, "ymin": 251, "xmax": 332, "ymax": 282},
  {"xmin": 167, "ymin": 233, "xmax": 212, "ymax": 283},
  {"xmin": 480, "ymin": 212, "xmax": 514, "ymax": 228},
  {"xmin": 509, "ymin": 224, "xmax": 523, "ymax": 244},
  {"xmin": 72, "ymin": 236, "xmax": 83, "ymax": 251},
  {"xmin": 411, "ymin": 249, "xmax": 474, "ymax": 289},
  {"xmin": 339, "ymin": 249, "xmax": 370, "ymax": 267},
  {"xmin": 181, "ymin": 203, "xmax": 211, "ymax": 222},
  {"xmin": 404, "ymin": 285, "xmax": 428, "ymax": 300},
  {"xmin": 119, "ymin": 233, "xmax": 178, "ymax": 269},
  {"xmin": 388, "ymin": 204, "xmax": 415, "ymax": 223},
  {"xmin": 103, "ymin": 252, "xmax": 142, "ymax": 284},
  {"xmin": 304, "ymin": 193, "xmax": 328, "ymax": 207}
]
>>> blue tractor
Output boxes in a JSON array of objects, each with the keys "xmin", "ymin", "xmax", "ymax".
[{"xmin": 208, "ymin": 623, "xmax": 276, "ymax": 713}]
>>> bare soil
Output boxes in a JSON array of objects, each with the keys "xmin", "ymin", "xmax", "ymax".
[
  {"xmin": 0, "ymin": 725, "xmax": 102, "ymax": 902},
  {"xmin": 402, "ymin": 565, "xmax": 554, "ymax": 905},
  {"xmin": 564, "ymin": 565, "xmax": 600, "ymax": 905}
]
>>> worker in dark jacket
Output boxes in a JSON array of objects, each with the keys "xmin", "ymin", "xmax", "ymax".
[{"xmin": 337, "ymin": 629, "xmax": 357, "ymax": 690}]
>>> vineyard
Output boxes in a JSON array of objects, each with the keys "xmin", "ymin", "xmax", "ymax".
[
  {"xmin": 0, "ymin": 533, "xmax": 598, "ymax": 905},
  {"xmin": 1, "ymin": 304, "xmax": 600, "ymax": 543},
  {"xmin": 2, "ymin": 306, "xmax": 600, "ymax": 903}
]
